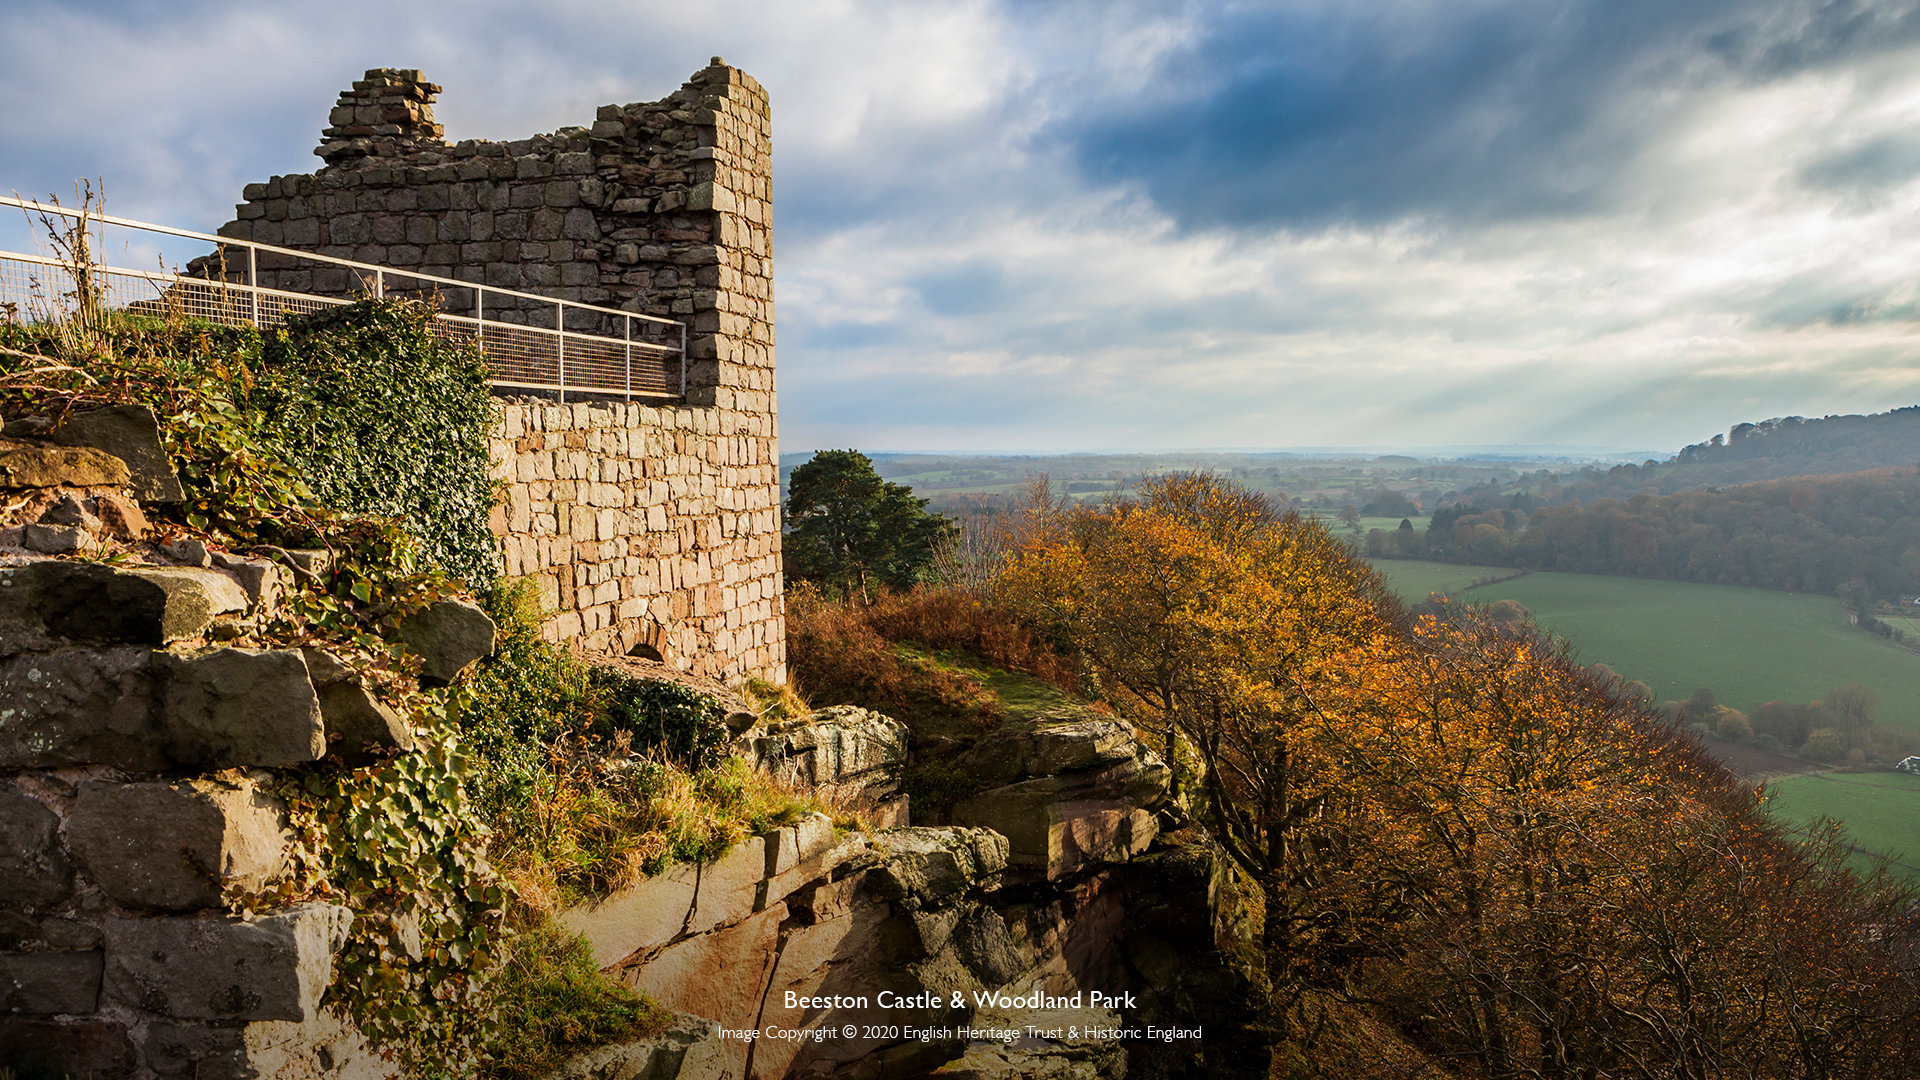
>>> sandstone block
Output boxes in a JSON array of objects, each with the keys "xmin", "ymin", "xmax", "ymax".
[
  {"xmin": 560, "ymin": 860, "xmax": 699, "ymax": 969},
  {"xmin": 953, "ymin": 783, "xmax": 1156, "ymax": 880},
  {"xmin": 0, "ymin": 915, "xmax": 101, "ymax": 951},
  {"xmin": 397, "ymin": 599, "xmax": 497, "ymax": 685},
  {"xmin": 751, "ymin": 706, "xmax": 907, "ymax": 801},
  {"xmin": 956, "ymin": 713, "xmax": 1136, "ymax": 787},
  {"xmin": 303, "ymin": 648, "xmax": 415, "ymax": 765},
  {"xmin": 618, "ymin": 904, "xmax": 784, "ymax": 1080},
  {"xmin": 0, "ymin": 442, "xmax": 129, "ymax": 489},
  {"xmin": 156, "ymin": 648, "xmax": 326, "ymax": 768},
  {"xmin": 144, "ymin": 1010, "xmax": 396, "ymax": 1080},
  {"xmin": 0, "ymin": 560, "xmax": 245, "ymax": 648},
  {"xmin": 67, "ymin": 777, "xmax": 291, "ymax": 913},
  {"xmin": 211, "ymin": 553, "xmax": 285, "ymax": 616},
  {"xmin": 0, "ymin": 647, "xmax": 164, "ymax": 771},
  {"xmin": 0, "ymin": 789, "xmax": 72, "ymax": 908},
  {"xmin": 0, "ymin": 1018, "xmax": 137, "ymax": 1078},
  {"xmin": 22, "ymin": 522, "xmax": 92, "ymax": 554},
  {"xmin": 0, "ymin": 950, "xmax": 103, "ymax": 1015},
  {"xmin": 50, "ymin": 403, "xmax": 187, "ymax": 501},
  {"xmin": 103, "ymin": 903, "xmax": 351, "ymax": 1021}
]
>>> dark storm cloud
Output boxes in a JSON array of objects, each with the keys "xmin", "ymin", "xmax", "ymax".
[{"xmin": 1062, "ymin": 0, "xmax": 1920, "ymax": 230}]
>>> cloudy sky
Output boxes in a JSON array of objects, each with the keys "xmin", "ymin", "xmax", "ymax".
[{"xmin": 4, "ymin": 0, "xmax": 1919, "ymax": 455}]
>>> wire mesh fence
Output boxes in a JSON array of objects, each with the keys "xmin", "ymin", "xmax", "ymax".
[{"xmin": 0, "ymin": 197, "xmax": 685, "ymax": 401}]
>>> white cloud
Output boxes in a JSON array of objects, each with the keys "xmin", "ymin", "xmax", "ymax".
[{"xmin": 2, "ymin": 0, "xmax": 1917, "ymax": 454}]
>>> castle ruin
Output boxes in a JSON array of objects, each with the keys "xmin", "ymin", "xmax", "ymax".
[{"xmin": 214, "ymin": 60, "xmax": 784, "ymax": 683}]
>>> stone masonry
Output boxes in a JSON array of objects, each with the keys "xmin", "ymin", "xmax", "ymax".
[
  {"xmin": 490, "ymin": 398, "xmax": 783, "ymax": 680},
  {"xmin": 213, "ymin": 61, "xmax": 783, "ymax": 683}
]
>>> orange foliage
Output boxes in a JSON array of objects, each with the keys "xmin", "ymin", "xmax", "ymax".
[{"xmin": 992, "ymin": 470, "xmax": 1920, "ymax": 1077}]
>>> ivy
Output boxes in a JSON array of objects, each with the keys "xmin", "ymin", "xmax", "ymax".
[
  {"xmin": 249, "ymin": 300, "xmax": 500, "ymax": 587},
  {"xmin": 588, "ymin": 670, "xmax": 731, "ymax": 771},
  {"xmin": 237, "ymin": 721, "xmax": 507, "ymax": 1077}
]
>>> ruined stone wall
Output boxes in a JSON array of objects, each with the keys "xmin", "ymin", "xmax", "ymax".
[
  {"xmin": 215, "ymin": 61, "xmax": 782, "ymax": 684},
  {"xmin": 491, "ymin": 398, "xmax": 783, "ymax": 682}
]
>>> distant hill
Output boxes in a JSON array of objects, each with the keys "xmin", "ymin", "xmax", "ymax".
[{"xmin": 1661, "ymin": 406, "xmax": 1920, "ymax": 488}]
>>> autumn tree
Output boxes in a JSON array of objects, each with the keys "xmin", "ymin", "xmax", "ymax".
[{"xmin": 994, "ymin": 473, "xmax": 1920, "ymax": 1077}]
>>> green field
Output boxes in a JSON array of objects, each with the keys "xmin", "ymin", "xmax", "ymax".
[
  {"xmin": 1369, "ymin": 559, "xmax": 1518, "ymax": 603},
  {"xmin": 1764, "ymin": 772, "xmax": 1920, "ymax": 878},
  {"xmin": 1366, "ymin": 562, "xmax": 1920, "ymax": 734}
]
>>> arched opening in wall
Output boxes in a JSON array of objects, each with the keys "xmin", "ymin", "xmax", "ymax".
[{"xmin": 616, "ymin": 618, "xmax": 673, "ymax": 666}]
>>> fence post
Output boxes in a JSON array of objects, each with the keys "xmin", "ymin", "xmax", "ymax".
[
  {"xmin": 375, "ymin": 269, "xmax": 384, "ymax": 299},
  {"xmin": 247, "ymin": 246, "xmax": 259, "ymax": 328},
  {"xmin": 556, "ymin": 300, "xmax": 565, "ymax": 404},
  {"xmin": 624, "ymin": 315, "xmax": 632, "ymax": 397},
  {"xmin": 475, "ymin": 288, "xmax": 484, "ymax": 351},
  {"xmin": 679, "ymin": 322, "xmax": 688, "ymax": 398}
]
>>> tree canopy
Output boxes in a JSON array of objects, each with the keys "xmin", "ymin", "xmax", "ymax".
[
  {"xmin": 785, "ymin": 449, "xmax": 953, "ymax": 600},
  {"xmin": 996, "ymin": 471, "xmax": 1920, "ymax": 1076}
]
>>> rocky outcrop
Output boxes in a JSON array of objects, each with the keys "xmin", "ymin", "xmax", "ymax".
[
  {"xmin": 748, "ymin": 705, "xmax": 910, "ymax": 822},
  {"xmin": 949, "ymin": 710, "xmax": 1171, "ymax": 881},
  {"xmin": 550, "ymin": 674, "xmax": 1245, "ymax": 1078},
  {"xmin": 48, "ymin": 403, "xmax": 187, "ymax": 502},
  {"xmin": 539, "ymin": 1010, "xmax": 731, "ymax": 1080},
  {"xmin": 397, "ymin": 598, "xmax": 497, "ymax": 686}
]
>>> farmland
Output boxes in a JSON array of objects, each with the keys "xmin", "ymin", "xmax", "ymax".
[
  {"xmin": 1763, "ymin": 771, "xmax": 1920, "ymax": 879},
  {"xmin": 1366, "ymin": 561, "xmax": 1920, "ymax": 735}
]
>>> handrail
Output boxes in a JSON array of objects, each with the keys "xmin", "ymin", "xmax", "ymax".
[{"xmin": 0, "ymin": 195, "xmax": 688, "ymax": 401}]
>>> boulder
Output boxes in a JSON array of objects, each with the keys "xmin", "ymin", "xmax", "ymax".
[
  {"xmin": 23, "ymin": 522, "xmax": 92, "ymax": 554},
  {"xmin": 67, "ymin": 777, "xmax": 291, "ymax": 913},
  {"xmin": 750, "ymin": 705, "xmax": 908, "ymax": 802},
  {"xmin": 953, "ymin": 777, "xmax": 1162, "ymax": 880},
  {"xmin": 0, "ymin": 950, "xmax": 103, "ymax": 1015},
  {"xmin": 36, "ymin": 493, "xmax": 101, "ymax": 530},
  {"xmin": 102, "ymin": 903, "xmax": 352, "ymax": 1022},
  {"xmin": 212, "ymin": 552, "xmax": 285, "ymax": 616},
  {"xmin": 870, "ymin": 827, "xmax": 1009, "ymax": 910},
  {"xmin": 51, "ymin": 403, "xmax": 186, "ymax": 501},
  {"xmin": 129, "ymin": 566, "xmax": 251, "ymax": 634},
  {"xmin": 0, "ymin": 788, "xmax": 72, "ymax": 908},
  {"xmin": 0, "ymin": 560, "xmax": 248, "ymax": 650},
  {"xmin": 0, "ymin": 441, "xmax": 130, "ymax": 489},
  {"xmin": 397, "ymin": 599, "xmax": 496, "ymax": 685},
  {"xmin": 303, "ymin": 648, "xmax": 414, "ymax": 765},
  {"xmin": 954, "ymin": 712, "xmax": 1137, "ymax": 788},
  {"xmin": 156, "ymin": 648, "xmax": 326, "ymax": 768},
  {"xmin": 0, "ymin": 647, "xmax": 165, "ymax": 771},
  {"xmin": 92, "ymin": 492, "xmax": 150, "ymax": 539}
]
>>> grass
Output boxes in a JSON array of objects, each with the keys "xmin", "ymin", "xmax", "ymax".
[
  {"xmin": 1764, "ymin": 771, "xmax": 1920, "ymax": 880},
  {"xmin": 1368, "ymin": 559, "xmax": 1521, "ymax": 602},
  {"xmin": 481, "ymin": 920, "xmax": 671, "ymax": 1078},
  {"xmin": 1366, "ymin": 561, "xmax": 1920, "ymax": 734}
]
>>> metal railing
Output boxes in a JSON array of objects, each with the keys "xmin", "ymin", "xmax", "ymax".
[{"xmin": 0, "ymin": 195, "xmax": 686, "ymax": 401}]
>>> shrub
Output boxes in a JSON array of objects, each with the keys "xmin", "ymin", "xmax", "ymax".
[
  {"xmin": 787, "ymin": 584, "xmax": 1004, "ymax": 726},
  {"xmin": 588, "ymin": 670, "xmax": 729, "ymax": 771}
]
